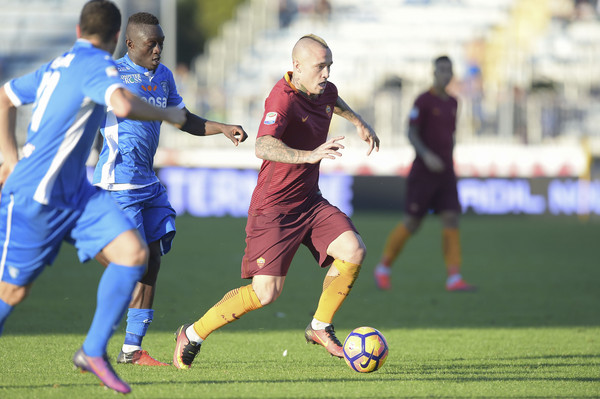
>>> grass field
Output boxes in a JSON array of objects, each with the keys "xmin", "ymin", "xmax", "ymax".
[{"xmin": 1, "ymin": 212, "xmax": 599, "ymax": 398}]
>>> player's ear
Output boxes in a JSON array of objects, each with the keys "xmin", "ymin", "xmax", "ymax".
[
  {"xmin": 126, "ymin": 38, "xmax": 134, "ymax": 50},
  {"xmin": 76, "ymin": 24, "xmax": 82, "ymax": 39}
]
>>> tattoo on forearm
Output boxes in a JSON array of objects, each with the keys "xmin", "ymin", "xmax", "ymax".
[{"xmin": 257, "ymin": 137, "xmax": 302, "ymax": 163}]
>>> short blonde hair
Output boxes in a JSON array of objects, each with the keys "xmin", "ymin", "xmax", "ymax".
[{"xmin": 299, "ymin": 34, "xmax": 329, "ymax": 48}]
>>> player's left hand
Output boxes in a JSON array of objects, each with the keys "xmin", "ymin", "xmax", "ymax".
[
  {"xmin": 223, "ymin": 124, "xmax": 248, "ymax": 146},
  {"xmin": 356, "ymin": 121, "xmax": 380, "ymax": 156}
]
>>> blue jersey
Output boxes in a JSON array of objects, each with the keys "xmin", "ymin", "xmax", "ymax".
[
  {"xmin": 2, "ymin": 39, "xmax": 124, "ymax": 208},
  {"xmin": 93, "ymin": 54, "xmax": 184, "ymax": 189}
]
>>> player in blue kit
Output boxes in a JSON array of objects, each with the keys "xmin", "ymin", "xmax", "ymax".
[
  {"xmin": 93, "ymin": 12, "xmax": 247, "ymax": 366},
  {"xmin": 0, "ymin": 1, "xmax": 185, "ymax": 394}
]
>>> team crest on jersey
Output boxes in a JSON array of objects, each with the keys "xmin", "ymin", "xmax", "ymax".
[
  {"xmin": 326, "ymin": 105, "xmax": 332, "ymax": 116},
  {"xmin": 264, "ymin": 112, "xmax": 277, "ymax": 125},
  {"xmin": 256, "ymin": 257, "xmax": 266, "ymax": 268},
  {"xmin": 160, "ymin": 81, "xmax": 169, "ymax": 96}
]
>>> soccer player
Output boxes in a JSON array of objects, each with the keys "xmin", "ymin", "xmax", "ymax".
[
  {"xmin": 93, "ymin": 12, "xmax": 248, "ymax": 366},
  {"xmin": 0, "ymin": 0, "xmax": 186, "ymax": 394},
  {"xmin": 172, "ymin": 34, "xmax": 380, "ymax": 369},
  {"xmin": 373, "ymin": 55, "xmax": 476, "ymax": 292}
]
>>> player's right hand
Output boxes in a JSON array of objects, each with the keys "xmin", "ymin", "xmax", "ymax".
[
  {"xmin": 423, "ymin": 151, "xmax": 444, "ymax": 172},
  {"xmin": 223, "ymin": 124, "xmax": 248, "ymax": 146},
  {"xmin": 308, "ymin": 136, "xmax": 345, "ymax": 164}
]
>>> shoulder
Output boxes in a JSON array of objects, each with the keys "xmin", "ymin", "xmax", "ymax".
[
  {"xmin": 414, "ymin": 91, "xmax": 431, "ymax": 107},
  {"xmin": 267, "ymin": 79, "xmax": 295, "ymax": 106},
  {"xmin": 325, "ymin": 81, "xmax": 338, "ymax": 95}
]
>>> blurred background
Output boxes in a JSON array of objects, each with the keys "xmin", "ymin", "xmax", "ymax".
[{"xmin": 1, "ymin": 0, "xmax": 600, "ymax": 217}]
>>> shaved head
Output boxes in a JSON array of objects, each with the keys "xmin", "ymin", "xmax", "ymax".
[
  {"xmin": 292, "ymin": 34, "xmax": 329, "ymax": 62},
  {"xmin": 290, "ymin": 34, "xmax": 332, "ymax": 97}
]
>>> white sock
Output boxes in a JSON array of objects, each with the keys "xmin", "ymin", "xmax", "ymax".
[
  {"xmin": 122, "ymin": 344, "xmax": 142, "ymax": 352},
  {"xmin": 311, "ymin": 318, "xmax": 330, "ymax": 330},
  {"xmin": 186, "ymin": 324, "xmax": 204, "ymax": 344}
]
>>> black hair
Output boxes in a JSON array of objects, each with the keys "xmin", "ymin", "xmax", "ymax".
[
  {"xmin": 128, "ymin": 12, "xmax": 160, "ymax": 26},
  {"xmin": 79, "ymin": 0, "xmax": 121, "ymax": 42}
]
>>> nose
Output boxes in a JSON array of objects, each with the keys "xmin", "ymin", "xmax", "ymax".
[{"xmin": 322, "ymin": 66, "xmax": 330, "ymax": 79}]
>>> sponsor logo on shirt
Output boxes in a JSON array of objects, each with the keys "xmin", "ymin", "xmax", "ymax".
[
  {"xmin": 142, "ymin": 96, "xmax": 168, "ymax": 108},
  {"xmin": 120, "ymin": 74, "xmax": 142, "ymax": 84},
  {"xmin": 264, "ymin": 112, "xmax": 277, "ymax": 125}
]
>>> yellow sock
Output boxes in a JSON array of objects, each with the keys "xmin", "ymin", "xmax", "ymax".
[
  {"xmin": 381, "ymin": 223, "xmax": 411, "ymax": 266},
  {"xmin": 193, "ymin": 284, "xmax": 262, "ymax": 340},
  {"xmin": 442, "ymin": 228, "xmax": 462, "ymax": 275},
  {"xmin": 313, "ymin": 259, "xmax": 361, "ymax": 324}
]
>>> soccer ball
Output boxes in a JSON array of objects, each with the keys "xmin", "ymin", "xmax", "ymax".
[{"xmin": 342, "ymin": 326, "xmax": 388, "ymax": 373}]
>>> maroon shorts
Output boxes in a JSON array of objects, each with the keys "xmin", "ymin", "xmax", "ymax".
[
  {"xmin": 241, "ymin": 198, "xmax": 358, "ymax": 279},
  {"xmin": 405, "ymin": 168, "xmax": 460, "ymax": 217}
]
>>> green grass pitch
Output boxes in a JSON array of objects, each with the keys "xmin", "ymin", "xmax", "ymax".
[{"xmin": 1, "ymin": 213, "xmax": 599, "ymax": 398}]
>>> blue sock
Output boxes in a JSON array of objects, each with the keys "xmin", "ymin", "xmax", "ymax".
[
  {"xmin": 83, "ymin": 263, "xmax": 145, "ymax": 357},
  {"xmin": 0, "ymin": 298, "xmax": 14, "ymax": 336},
  {"xmin": 123, "ymin": 308, "xmax": 154, "ymax": 347}
]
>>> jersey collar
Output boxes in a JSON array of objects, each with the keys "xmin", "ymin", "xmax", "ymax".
[
  {"xmin": 284, "ymin": 71, "xmax": 298, "ymax": 93},
  {"xmin": 124, "ymin": 53, "xmax": 156, "ymax": 77}
]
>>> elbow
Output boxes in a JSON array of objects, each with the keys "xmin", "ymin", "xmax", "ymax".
[
  {"xmin": 255, "ymin": 146, "xmax": 265, "ymax": 160},
  {"xmin": 111, "ymin": 101, "xmax": 133, "ymax": 118}
]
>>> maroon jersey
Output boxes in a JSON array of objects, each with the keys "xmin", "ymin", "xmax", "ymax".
[
  {"xmin": 249, "ymin": 72, "xmax": 338, "ymax": 215},
  {"xmin": 409, "ymin": 89, "xmax": 458, "ymax": 172}
]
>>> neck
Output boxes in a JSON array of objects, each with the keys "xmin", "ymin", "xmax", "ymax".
[
  {"xmin": 432, "ymin": 85, "xmax": 448, "ymax": 98},
  {"xmin": 292, "ymin": 75, "xmax": 318, "ymax": 99}
]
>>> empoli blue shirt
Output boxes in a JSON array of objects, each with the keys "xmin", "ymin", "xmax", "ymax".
[
  {"xmin": 93, "ymin": 54, "xmax": 184, "ymax": 190},
  {"xmin": 3, "ymin": 39, "xmax": 124, "ymax": 208}
]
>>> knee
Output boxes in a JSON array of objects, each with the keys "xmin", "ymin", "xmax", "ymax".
[
  {"xmin": 0, "ymin": 283, "xmax": 31, "ymax": 307},
  {"xmin": 251, "ymin": 281, "xmax": 283, "ymax": 306},
  {"xmin": 404, "ymin": 217, "xmax": 422, "ymax": 234},
  {"xmin": 254, "ymin": 287, "xmax": 280, "ymax": 306},
  {"xmin": 128, "ymin": 244, "xmax": 149, "ymax": 267},
  {"xmin": 345, "ymin": 235, "xmax": 367, "ymax": 265},
  {"xmin": 440, "ymin": 212, "xmax": 459, "ymax": 229}
]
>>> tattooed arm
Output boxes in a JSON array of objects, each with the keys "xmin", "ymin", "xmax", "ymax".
[{"xmin": 255, "ymin": 135, "xmax": 345, "ymax": 164}]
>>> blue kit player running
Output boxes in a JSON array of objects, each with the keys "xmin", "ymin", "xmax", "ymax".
[
  {"xmin": 0, "ymin": 1, "xmax": 185, "ymax": 394},
  {"xmin": 93, "ymin": 12, "xmax": 247, "ymax": 366}
]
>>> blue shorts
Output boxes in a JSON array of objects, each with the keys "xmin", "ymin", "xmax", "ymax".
[
  {"xmin": 108, "ymin": 182, "xmax": 176, "ymax": 255},
  {"xmin": 0, "ymin": 186, "xmax": 135, "ymax": 286}
]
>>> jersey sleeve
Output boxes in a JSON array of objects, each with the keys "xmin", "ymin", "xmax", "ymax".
[
  {"xmin": 4, "ymin": 67, "xmax": 45, "ymax": 106},
  {"xmin": 167, "ymin": 70, "xmax": 184, "ymax": 108},
  {"xmin": 409, "ymin": 93, "xmax": 428, "ymax": 128},
  {"xmin": 257, "ymin": 90, "xmax": 291, "ymax": 140},
  {"xmin": 81, "ymin": 53, "xmax": 125, "ymax": 107}
]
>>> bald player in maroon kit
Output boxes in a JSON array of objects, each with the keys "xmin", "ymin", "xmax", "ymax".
[
  {"xmin": 172, "ymin": 34, "xmax": 380, "ymax": 369},
  {"xmin": 374, "ymin": 55, "xmax": 476, "ymax": 292}
]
